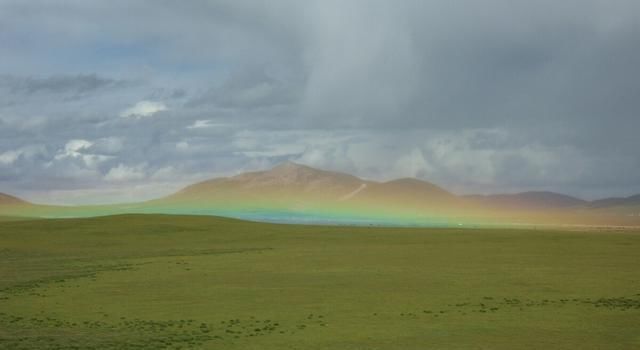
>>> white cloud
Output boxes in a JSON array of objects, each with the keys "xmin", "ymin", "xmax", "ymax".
[
  {"xmin": 51, "ymin": 139, "xmax": 113, "ymax": 168},
  {"xmin": 186, "ymin": 120, "xmax": 232, "ymax": 130},
  {"xmin": 187, "ymin": 120, "xmax": 218, "ymax": 129},
  {"xmin": 119, "ymin": 100, "xmax": 167, "ymax": 118},
  {"xmin": 104, "ymin": 163, "xmax": 147, "ymax": 182},
  {"xmin": 0, "ymin": 149, "xmax": 21, "ymax": 165},
  {"xmin": 61, "ymin": 139, "xmax": 93, "ymax": 157}
]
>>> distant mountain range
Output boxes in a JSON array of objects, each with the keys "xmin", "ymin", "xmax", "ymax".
[
  {"xmin": 1, "ymin": 162, "xmax": 639, "ymax": 227},
  {"xmin": 589, "ymin": 194, "xmax": 640, "ymax": 209},
  {"xmin": 464, "ymin": 192, "xmax": 588, "ymax": 210}
]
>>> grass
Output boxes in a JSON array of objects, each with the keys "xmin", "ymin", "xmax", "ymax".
[
  {"xmin": 0, "ymin": 214, "xmax": 639, "ymax": 349},
  {"xmin": 0, "ymin": 216, "xmax": 39, "ymax": 222}
]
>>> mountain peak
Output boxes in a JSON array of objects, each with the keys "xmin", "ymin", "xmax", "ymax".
[
  {"xmin": 378, "ymin": 177, "xmax": 454, "ymax": 198},
  {"xmin": 261, "ymin": 161, "xmax": 339, "ymax": 184},
  {"xmin": 270, "ymin": 161, "xmax": 309, "ymax": 172}
]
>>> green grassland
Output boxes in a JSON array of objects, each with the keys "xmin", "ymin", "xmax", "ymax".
[{"xmin": 0, "ymin": 215, "xmax": 639, "ymax": 349}]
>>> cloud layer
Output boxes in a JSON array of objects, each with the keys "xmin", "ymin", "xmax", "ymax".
[{"xmin": 1, "ymin": 0, "xmax": 639, "ymax": 204}]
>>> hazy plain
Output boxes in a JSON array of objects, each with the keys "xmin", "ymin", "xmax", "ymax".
[{"xmin": 1, "ymin": 215, "xmax": 639, "ymax": 349}]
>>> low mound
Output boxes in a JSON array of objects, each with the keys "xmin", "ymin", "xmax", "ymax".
[{"xmin": 0, "ymin": 193, "xmax": 27, "ymax": 205}]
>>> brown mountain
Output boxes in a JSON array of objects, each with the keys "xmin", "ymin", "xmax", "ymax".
[
  {"xmin": 0, "ymin": 192, "xmax": 28, "ymax": 206},
  {"xmin": 161, "ymin": 162, "xmax": 461, "ymax": 210},
  {"xmin": 464, "ymin": 191, "xmax": 588, "ymax": 211},
  {"xmin": 154, "ymin": 163, "xmax": 640, "ymax": 226},
  {"xmin": 589, "ymin": 194, "xmax": 640, "ymax": 209},
  {"xmin": 1, "ymin": 162, "xmax": 639, "ymax": 226},
  {"xmin": 165, "ymin": 162, "xmax": 370, "ymax": 203}
]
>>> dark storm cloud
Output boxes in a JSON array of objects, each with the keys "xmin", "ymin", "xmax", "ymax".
[
  {"xmin": 187, "ymin": 68, "xmax": 301, "ymax": 109},
  {"xmin": 0, "ymin": 0, "xmax": 639, "ymax": 203},
  {"xmin": 0, "ymin": 74, "xmax": 129, "ymax": 96}
]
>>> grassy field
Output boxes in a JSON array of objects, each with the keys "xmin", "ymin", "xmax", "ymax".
[{"xmin": 0, "ymin": 214, "xmax": 639, "ymax": 349}]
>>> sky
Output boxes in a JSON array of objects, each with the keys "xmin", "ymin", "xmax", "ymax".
[{"xmin": 1, "ymin": 0, "xmax": 639, "ymax": 204}]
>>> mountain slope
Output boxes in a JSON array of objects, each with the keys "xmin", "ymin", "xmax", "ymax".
[
  {"xmin": 165, "ymin": 162, "xmax": 370, "ymax": 204},
  {"xmin": 153, "ymin": 162, "xmax": 471, "ymax": 223},
  {"xmin": 0, "ymin": 192, "xmax": 28, "ymax": 205},
  {"xmin": 166, "ymin": 162, "xmax": 458, "ymax": 204},
  {"xmin": 589, "ymin": 194, "xmax": 640, "ymax": 209},
  {"xmin": 151, "ymin": 162, "xmax": 640, "ymax": 225},
  {"xmin": 0, "ymin": 192, "xmax": 37, "ymax": 217},
  {"xmin": 464, "ymin": 191, "xmax": 588, "ymax": 211},
  {"xmin": 345, "ymin": 178, "xmax": 462, "ymax": 212}
]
